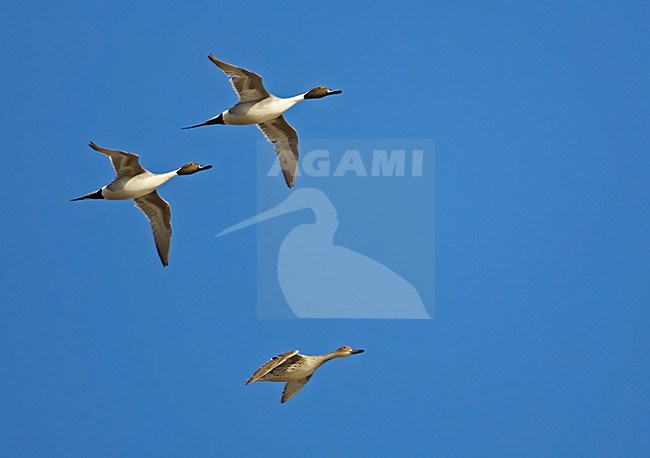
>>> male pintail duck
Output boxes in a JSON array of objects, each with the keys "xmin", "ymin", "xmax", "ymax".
[
  {"xmin": 245, "ymin": 346, "xmax": 364, "ymax": 403},
  {"xmin": 183, "ymin": 54, "xmax": 342, "ymax": 188},
  {"xmin": 71, "ymin": 141, "xmax": 212, "ymax": 267}
]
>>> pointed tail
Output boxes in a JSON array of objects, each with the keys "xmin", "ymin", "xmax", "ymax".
[
  {"xmin": 70, "ymin": 189, "xmax": 104, "ymax": 201},
  {"xmin": 182, "ymin": 113, "xmax": 225, "ymax": 129}
]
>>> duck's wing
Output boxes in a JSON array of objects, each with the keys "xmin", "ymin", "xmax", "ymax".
[
  {"xmin": 134, "ymin": 191, "xmax": 172, "ymax": 267},
  {"xmin": 208, "ymin": 54, "xmax": 270, "ymax": 103},
  {"xmin": 245, "ymin": 350, "xmax": 300, "ymax": 385},
  {"xmin": 257, "ymin": 116, "xmax": 299, "ymax": 188},
  {"xmin": 281, "ymin": 375, "xmax": 313, "ymax": 403},
  {"xmin": 88, "ymin": 141, "xmax": 146, "ymax": 179}
]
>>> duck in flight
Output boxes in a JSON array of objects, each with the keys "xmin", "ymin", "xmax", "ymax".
[
  {"xmin": 183, "ymin": 54, "xmax": 342, "ymax": 188},
  {"xmin": 245, "ymin": 346, "xmax": 364, "ymax": 403},
  {"xmin": 71, "ymin": 141, "xmax": 212, "ymax": 267}
]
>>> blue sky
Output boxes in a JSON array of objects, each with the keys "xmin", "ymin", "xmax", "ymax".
[{"xmin": 1, "ymin": 1, "xmax": 649, "ymax": 456}]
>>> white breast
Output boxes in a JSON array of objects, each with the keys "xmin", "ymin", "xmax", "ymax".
[
  {"xmin": 223, "ymin": 95, "xmax": 304, "ymax": 125},
  {"xmin": 103, "ymin": 172, "xmax": 177, "ymax": 200}
]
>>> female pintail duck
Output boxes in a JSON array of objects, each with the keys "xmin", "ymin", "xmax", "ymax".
[
  {"xmin": 71, "ymin": 141, "xmax": 212, "ymax": 267},
  {"xmin": 183, "ymin": 54, "xmax": 342, "ymax": 188},
  {"xmin": 245, "ymin": 346, "xmax": 364, "ymax": 403}
]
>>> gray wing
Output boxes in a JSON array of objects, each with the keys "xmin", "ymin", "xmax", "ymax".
[
  {"xmin": 245, "ymin": 350, "xmax": 300, "ymax": 385},
  {"xmin": 257, "ymin": 116, "xmax": 299, "ymax": 188},
  {"xmin": 208, "ymin": 54, "xmax": 270, "ymax": 103},
  {"xmin": 281, "ymin": 375, "xmax": 313, "ymax": 403},
  {"xmin": 134, "ymin": 191, "xmax": 172, "ymax": 267},
  {"xmin": 89, "ymin": 141, "xmax": 146, "ymax": 179}
]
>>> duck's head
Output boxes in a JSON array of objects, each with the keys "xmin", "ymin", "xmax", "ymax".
[
  {"xmin": 304, "ymin": 86, "xmax": 343, "ymax": 99},
  {"xmin": 334, "ymin": 346, "xmax": 365, "ymax": 357},
  {"xmin": 177, "ymin": 162, "xmax": 213, "ymax": 175}
]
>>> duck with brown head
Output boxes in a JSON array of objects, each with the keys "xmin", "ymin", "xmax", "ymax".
[
  {"xmin": 71, "ymin": 141, "xmax": 212, "ymax": 267},
  {"xmin": 183, "ymin": 54, "xmax": 342, "ymax": 188}
]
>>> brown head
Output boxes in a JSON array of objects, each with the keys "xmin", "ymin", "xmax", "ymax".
[
  {"xmin": 304, "ymin": 86, "xmax": 343, "ymax": 100},
  {"xmin": 176, "ymin": 162, "xmax": 213, "ymax": 176},
  {"xmin": 333, "ymin": 345, "xmax": 365, "ymax": 357}
]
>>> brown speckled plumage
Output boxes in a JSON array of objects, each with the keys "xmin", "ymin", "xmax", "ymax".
[{"xmin": 245, "ymin": 346, "xmax": 364, "ymax": 403}]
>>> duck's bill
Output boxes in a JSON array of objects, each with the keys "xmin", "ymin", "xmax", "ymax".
[
  {"xmin": 198, "ymin": 164, "xmax": 213, "ymax": 171},
  {"xmin": 351, "ymin": 349, "xmax": 364, "ymax": 354},
  {"xmin": 325, "ymin": 89, "xmax": 343, "ymax": 96}
]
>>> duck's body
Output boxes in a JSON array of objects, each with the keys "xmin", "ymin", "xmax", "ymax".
[
  {"xmin": 71, "ymin": 142, "xmax": 212, "ymax": 266},
  {"xmin": 220, "ymin": 94, "xmax": 305, "ymax": 125},
  {"xmin": 184, "ymin": 54, "xmax": 341, "ymax": 188},
  {"xmin": 246, "ymin": 346, "xmax": 364, "ymax": 403},
  {"xmin": 100, "ymin": 171, "xmax": 178, "ymax": 200}
]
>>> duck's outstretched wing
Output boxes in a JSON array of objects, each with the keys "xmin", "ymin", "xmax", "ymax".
[
  {"xmin": 245, "ymin": 350, "xmax": 300, "ymax": 385},
  {"xmin": 88, "ymin": 141, "xmax": 146, "ymax": 179},
  {"xmin": 134, "ymin": 191, "xmax": 172, "ymax": 267},
  {"xmin": 281, "ymin": 375, "xmax": 313, "ymax": 403},
  {"xmin": 257, "ymin": 116, "xmax": 299, "ymax": 188},
  {"xmin": 208, "ymin": 54, "xmax": 270, "ymax": 103}
]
